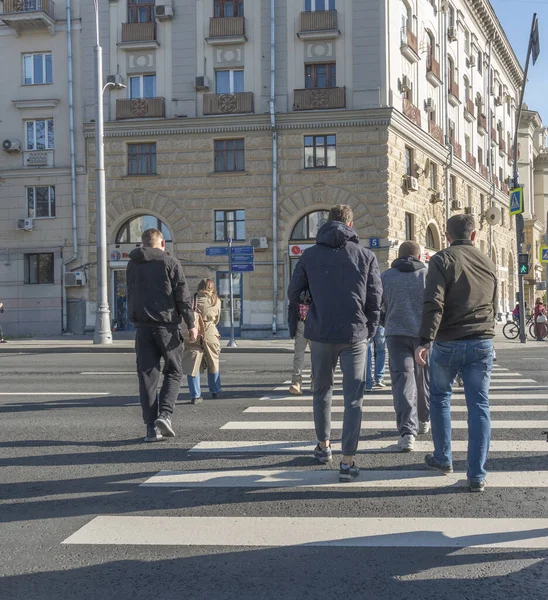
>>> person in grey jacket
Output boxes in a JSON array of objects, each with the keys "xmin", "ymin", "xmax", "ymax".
[
  {"xmin": 288, "ymin": 204, "xmax": 382, "ymax": 482},
  {"xmin": 381, "ymin": 241, "xmax": 430, "ymax": 452}
]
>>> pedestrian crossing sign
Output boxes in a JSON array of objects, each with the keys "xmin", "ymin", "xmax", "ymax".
[
  {"xmin": 540, "ymin": 246, "xmax": 548, "ymax": 264},
  {"xmin": 509, "ymin": 187, "xmax": 524, "ymax": 215}
]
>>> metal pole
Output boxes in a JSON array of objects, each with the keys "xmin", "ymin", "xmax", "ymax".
[
  {"xmin": 93, "ymin": 0, "xmax": 112, "ymax": 344},
  {"xmin": 227, "ymin": 238, "xmax": 237, "ymax": 348},
  {"xmin": 512, "ymin": 14, "xmax": 537, "ymax": 344}
]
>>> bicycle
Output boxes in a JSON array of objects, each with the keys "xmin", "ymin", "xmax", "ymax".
[
  {"xmin": 530, "ymin": 319, "xmax": 548, "ymax": 341},
  {"xmin": 502, "ymin": 316, "xmax": 534, "ymax": 340}
]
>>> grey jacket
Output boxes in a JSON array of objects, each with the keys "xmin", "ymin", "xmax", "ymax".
[{"xmin": 381, "ymin": 256, "xmax": 427, "ymax": 338}]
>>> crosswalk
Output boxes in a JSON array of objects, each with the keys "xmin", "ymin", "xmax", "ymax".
[{"xmin": 64, "ymin": 359, "xmax": 548, "ymax": 550}]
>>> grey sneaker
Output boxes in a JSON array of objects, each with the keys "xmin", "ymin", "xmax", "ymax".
[
  {"xmin": 155, "ymin": 414, "xmax": 175, "ymax": 438},
  {"xmin": 191, "ymin": 396, "xmax": 203, "ymax": 404},
  {"xmin": 469, "ymin": 479, "xmax": 486, "ymax": 493},
  {"xmin": 424, "ymin": 454, "xmax": 453, "ymax": 474},
  {"xmin": 339, "ymin": 462, "xmax": 360, "ymax": 482},
  {"xmin": 144, "ymin": 425, "xmax": 166, "ymax": 443},
  {"xmin": 398, "ymin": 434, "xmax": 415, "ymax": 453},
  {"xmin": 418, "ymin": 421, "xmax": 431, "ymax": 435},
  {"xmin": 374, "ymin": 380, "xmax": 386, "ymax": 388},
  {"xmin": 314, "ymin": 444, "xmax": 333, "ymax": 464}
]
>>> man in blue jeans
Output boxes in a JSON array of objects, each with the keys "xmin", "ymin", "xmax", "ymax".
[
  {"xmin": 415, "ymin": 214, "xmax": 497, "ymax": 492},
  {"xmin": 365, "ymin": 318, "xmax": 386, "ymax": 391}
]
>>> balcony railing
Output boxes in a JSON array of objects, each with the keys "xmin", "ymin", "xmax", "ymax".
[
  {"xmin": 478, "ymin": 113, "xmax": 487, "ymax": 134},
  {"xmin": 499, "ymin": 139, "xmax": 507, "ymax": 155},
  {"xmin": 401, "ymin": 27, "xmax": 419, "ymax": 62},
  {"xmin": 1, "ymin": 0, "xmax": 55, "ymax": 33},
  {"xmin": 403, "ymin": 98, "xmax": 421, "ymax": 127},
  {"xmin": 508, "ymin": 147, "xmax": 515, "ymax": 165},
  {"xmin": 426, "ymin": 49, "xmax": 441, "ymax": 84},
  {"xmin": 428, "ymin": 120, "xmax": 444, "ymax": 145},
  {"xmin": 116, "ymin": 97, "xmax": 165, "ymax": 120},
  {"xmin": 465, "ymin": 99, "xmax": 475, "ymax": 117},
  {"xmin": 466, "ymin": 151, "xmax": 476, "ymax": 169},
  {"xmin": 502, "ymin": 182, "xmax": 509, "ymax": 194},
  {"xmin": 121, "ymin": 22, "xmax": 156, "ymax": 43},
  {"xmin": 209, "ymin": 16, "xmax": 245, "ymax": 38},
  {"xmin": 491, "ymin": 128, "xmax": 498, "ymax": 145},
  {"xmin": 293, "ymin": 87, "xmax": 346, "ymax": 111},
  {"xmin": 2, "ymin": 0, "xmax": 54, "ymax": 18},
  {"xmin": 448, "ymin": 80, "xmax": 459, "ymax": 104},
  {"xmin": 493, "ymin": 175, "xmax": 499, "ymax": 189},
  {"xmin": 479, "ymin": 164, "xmax": 489, "ymax": 179},
  {"xmin": 203, "ymin": 92, "xmax": 254, "ymax": 115},
  {"xmin": 451, "ymin": 138, "xmax": 462, "ymax": 159},
  {"xmin": 299, "ymin": 10, "xmax": 338, "ymax": 33}
]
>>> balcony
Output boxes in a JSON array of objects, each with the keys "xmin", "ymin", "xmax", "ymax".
[
  {"xmin": 293, "ymin": 87, "xmax": 346, "ymax": 111},
  {"xmin": 1, "ymin": 0, "xmax": 55, "ymax": 35},
  {"xmin": 428, "ymin": 120, "xmax": 444, "ymax": 145},
  {"xmin": 491, "ymin": 128, "xmax": 498, "ymax": 146},
  {"xmin": 23, "ymin": 149, "xmax": 54, "ymax": 168},
  {"xmin": 403, "ymin": 98, "xmax": 421, "ymax": 128},
  {"xmin": 298, "ymin": 10, "xmax": 340, "ymax": 40},
  {"xmin": 120, "ymin": 22, "xmax": 158, "ymax": 49},
  {"xmin": 499, "ymin": 139, "xmax": 507, "ymax": 157},
  {"xmin": 426, "ymin": 51, "xmax": 442, "ymax": 87},
  {"xmin": 451, "ymin": 138, "xmax": 462, "ymax": 160},
  {"xmin": 508, "ymin": 147, "xmax": 515, "ymax": 165},
  {"xmin": 401, "ymin": 27, "xmax": 420, "ymax": 63},
  {"xmin": 464, "ymin": 98, "xmax": 475, "ymax": 122},
  {"xmin": 204, "ymin": 92, "xmax": 254, "ymax": 115},
  {"xmin": 116, "ymin": 97, "xmax": 165, "ymax": 120},
  {"xmin": 480, "ymin": 164, "xmax": 489, "ymax": 180},
  {"xmin": 502, "ymin": 182, "xmax": 509, "ymax": 194},
  {"xmin": 207, "ymin": 16, "xmax": 246, "ymax": 45},
  {"xmin": 466, "ymin": 151, "xmax": 477, "ymax": 170},
  {"xmin": 478, "ymin": 114, "xmax": 487, "ymax": 135},
  {"xmin": 493, "ymin": 175, "xmax": 499, "ymax": 189},
  {"xmin": 448, "ymin": 80, "xmax": 460, "ymax": 106}
]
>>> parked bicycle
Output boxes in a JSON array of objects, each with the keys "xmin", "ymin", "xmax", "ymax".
[{"xmin": 502, "ymin": 315, "xmax": 537, "ymax": 340}]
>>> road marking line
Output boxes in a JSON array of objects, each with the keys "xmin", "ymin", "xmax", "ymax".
[
  {"xmin": 274, "ymin": 385, "xmax": 544, "ymax": 392},
  {"xmin": 189, "ymin": 440, "xmax": 548, "ymax": 453},
  {"xmin": 260, "ymin": 393, "xmax": 548, "ymax": 401},
  {"xmin": 62, "ymin": 516, "xmax": 548, "ymax": 549},
  {"xmin": 80, "ymin": 372, "xmax": 134, "ymax": 375},
  {"xmin": 244, "ymin": 405, "xmax": 548, "ymax": 414},
  {"xmin": 0, "ymin": 392, "xmax": 110, "ymax": 396},
  {"xmin": 221, "ymin": 420, "xmax": 548, "ymax": 430},
  {"xmin": 140, "ymin": 469, "xmax": 548, "ymax": 490}
]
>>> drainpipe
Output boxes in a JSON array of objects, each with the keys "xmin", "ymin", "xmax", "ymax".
[
  {"xmin": 487, "ymin": 39, "xmax": 495, "ymax": 261},
  {"xmin": 442, "ymin": 3, "xmax": 452, "ymax": 238},
  {"xmin": 63, "ymin": 0, "xmax": 78, "ymax": 332},
  {"xmin": 270, "ymin": 0, "xmax": 278, "ymax": 335}
]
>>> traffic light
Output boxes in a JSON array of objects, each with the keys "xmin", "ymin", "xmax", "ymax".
[{"xmin": 518, "ymin": 253, "xmax": 530, "ymax": 275}]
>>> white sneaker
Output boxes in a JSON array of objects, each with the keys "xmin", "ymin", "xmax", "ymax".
[
  {"xmin": 398, "ymin": 434, "xmax": 415, "ymax": 453},
  {"xmin": 418, "ymin": 421, "xmax": 431, "ymax": 435},
  {"xmin": 374, "ymin": 380, "xmax": 386, "ymax": 388},
  {"xmin": 289, "ymin": 382, "xmax": 302, "ymax": 395}
]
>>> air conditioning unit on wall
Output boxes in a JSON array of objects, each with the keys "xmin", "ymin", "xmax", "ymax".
[
  {"xmin": 3, "ymin": 139, "xmax": 21, "ymax": 152},
  {"xmin": 195, "ymin": 76, "xmax": 210, "ymax": 91},
  {"xmin": 16, "ymin": 218, "xmax": 33, "ymax": 231},
  {"xmin": 406, "ymin": 176, "xmax": 419, "ymax": 191},
  {"xmin": 250, "ymin": 236, "xmax": 268, "ymax": 250},
  {"xmin": 452, "ymin": 199, "xmax": 463, "ymax": 210},
  {"xmin": 65, "ymin": 271, "xmax": 87, "ymax": 287},
  {"xmin": 156, "ymin": 4, "xmax": 174, "ymax": 19}
]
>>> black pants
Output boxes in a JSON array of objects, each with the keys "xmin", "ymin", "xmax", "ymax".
[{"xmin": 135, "ymin": 326, "xmax": 183, "ymax": 425}]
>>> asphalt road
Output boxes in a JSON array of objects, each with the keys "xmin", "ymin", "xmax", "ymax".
[{"xmin": 0, "ymin": 336, "xmax": 547, "ymax": 600}]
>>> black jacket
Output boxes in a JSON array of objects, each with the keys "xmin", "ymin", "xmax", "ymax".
[
  {"xmin": 287, "ymin": 221, "xmax": 382, "ymax": 344},
  {"xmin": 126, "ymin": 247, "xmax": 195, "ymax": 329}
]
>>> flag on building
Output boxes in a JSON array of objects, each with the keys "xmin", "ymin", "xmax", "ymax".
[{"xmin": 531, "ymin": 14, "xmax": 541, "ymax": 65}]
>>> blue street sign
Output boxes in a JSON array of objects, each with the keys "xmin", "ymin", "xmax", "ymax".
[
  {"xmin": 231, "ymin": 263, "xmax": 255, "ymax": 273},
  {"xmin": 540, "ymin": 246, "xmax": 548, "ymax": 264},
  {"xmin": 231, "ymin": 245, "xmax": 254, "ymax": 255},
  {"xmin": 369, "ymin": 238, "xmax": 380, "ymax": 249},
  {"xmin": 509, "ymin": 188, "xmax": 524, "ymax": 215},
  {"xmin": 206, "ymin": 247, "xmax": 229, "ymax": 257},
  {"xmin": 206, "ymin": 246, "xmax": 254, "ymax": 257},
  {"xmin": 231, "ymin": 255, "xmax": 254, "ymax": 264}
]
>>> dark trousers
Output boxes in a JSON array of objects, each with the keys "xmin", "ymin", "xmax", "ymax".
[{"xmin": 135, "ymin": 326, "xmax": 183, "ymax": 425}]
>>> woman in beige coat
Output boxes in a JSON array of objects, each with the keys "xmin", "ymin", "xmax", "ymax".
[{"xmin": 182, "ymin": 279, "xmax": 222, "ymax": 404}]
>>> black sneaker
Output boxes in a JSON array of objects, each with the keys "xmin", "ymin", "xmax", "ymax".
[
  {"xmin": 191, "ymin": 396, "xmax": 203, "ymax": 404},
  {"xmin": 212, "ymin": 391, "xmax": 222, "ymax": 399},
  {"xmin": 424, "ymin": 454, "xmax": 453, "ymax": 473},
  {"xmin": 313, "ymin": 444, "xmax": 332, "ymax": 464},
  {"xmin": 468, "ymin": 479, "xmax": 486, "ymax": 493},
  {"xmin": 155, "ymin": 414, "xmax": 175, "ymax": 438},
  {"xmin": 144, "ymin": 425, "xmax": 166, "ymax": 443},
  {"xmin": 339, "ymin": 462, "xmax": 359, "ymax": 482}
]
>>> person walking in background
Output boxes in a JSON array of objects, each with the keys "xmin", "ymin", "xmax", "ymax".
[
  {"xmin": 288, "ymin": 290, "xmax": 312, "ymax": 395},
  {"xmin": 0, "ymin": 302, "xmax": 6, "ymax": 343},
  {"xmin": 415, "ymin": 215, "xmax": 496, "ymax": 493},
  {"xmin": 127, "ymin": 228, "xmax": 197, "ymax": 443},
  {"xmin": 183, "ymin": 279, "xmax": 223, "ymax": 404},
  {"xmin": 365, "ymin": 312, "xmax": 386, "ymax": 391},
  {"xmin": 381, "ymin": 241, "xmax": 429, "ymax": 452},
  {"xmin": 288, "ymin": 204, "xmax": 382, "ymax": 482},
  {"xmin": 533, "ymin": 298, "xmax": 547, "ymax": 341}
]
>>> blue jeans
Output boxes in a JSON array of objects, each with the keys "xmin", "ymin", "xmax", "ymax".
[
  {"xmin": 366, "ymin": 326, "xmax": 386, "ymax": 389},
  {"xmin": 187, "ymin": 371, "xmax": 222, "ymax": 399},
  {"xmin": 429, "ymin": 339, "xmax": 494, "ymax": 481}
]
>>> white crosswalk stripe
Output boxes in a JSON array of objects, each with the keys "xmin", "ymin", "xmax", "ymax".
[
  {"xmin": 244, "ymin": 405, "xmax": 548, "ymax": 413},
  {"xmin": 221, "ymin": 420, "xmax": 548, "ymax": 430}
]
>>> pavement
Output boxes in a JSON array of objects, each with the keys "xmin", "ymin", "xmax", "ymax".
[{"xmin": 0, "ymin": 334, "xmax": 547, "ymax": 599}]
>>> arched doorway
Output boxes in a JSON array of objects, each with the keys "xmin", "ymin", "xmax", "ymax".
[
  {"xmin": 424, "ymin": 223, "xmax": 441, "ymax": 262},
  {"xmin": 288, "ymin": 210, "xmax": 329, "ymax": 275},
  {"xmin": 111, "ymin": 214, "xmax": 173, "ymax": 331}
]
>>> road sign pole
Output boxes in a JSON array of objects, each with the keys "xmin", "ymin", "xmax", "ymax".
[
  {"xmin": 227, "ymin": 238, "xmax": 237, "ymax": 348},
  {"xmin": 516, "ymin": 215, "xmax": 527, "ymax": 344}
]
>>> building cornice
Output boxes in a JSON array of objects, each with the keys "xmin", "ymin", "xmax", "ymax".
[
  {"xmin": 467, "ymin": 0, "xmax": 524, "ymax": 89},
  {"xmin": 13, "ymin": 99, "xmax": 59, "ymax": 110}
]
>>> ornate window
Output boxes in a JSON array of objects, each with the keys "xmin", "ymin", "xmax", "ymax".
[
  {"xmin": 426, "ymin": 225, "xmax": 440, "ymax": 250},
  {"xmin": 116, "ymin": 215, "xmax": 172, "ymax": 243},
  {"xmin": 291, "ymin": 211, "xmax": 329, "ymax": 240}
]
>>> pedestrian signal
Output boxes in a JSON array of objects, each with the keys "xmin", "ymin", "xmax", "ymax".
[{"xmin": 518, "ymin": 253, "xmax": 530, "ymax": 275}]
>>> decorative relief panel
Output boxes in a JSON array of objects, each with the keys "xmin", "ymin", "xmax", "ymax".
[
  {"xmin": 127, "ymin": 52, "xmax": 156, "ymax": 74},
  {"xmin": 305, "ymin": 42, "xmax": 335, "ymax": 62},
  {"xmin": 214, "ymin": 46, "xmax": 244, "ymax": 66}
]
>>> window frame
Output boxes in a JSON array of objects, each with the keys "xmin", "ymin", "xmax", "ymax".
[
  {"xmin": 215, "ymin": 69, "xmax": 244, "ymax": 94},
  {"xmin": 25, "ymin": 119, "xmax": 54, "ymax": 151},
  {"xmin": 405, "ymin": 212, "xmax": 415, "ymax": 241},
  {"xmin": 305, "ymin": 63, "xmax": 336, "ymax": 89},
  {"xmin": 24, "ymin": 252, "xmax": 54, "ymax": 285},
  {"xmin": 214, "ymin": 139, "xmax": 245, "ymax": 173},
  {"xmin": 429, "ymin": 161, "xmax": 438, "ymax": 191},
  {"xmin": 305, "ymin": 0, "xmax": 335, "ymax": 10},
  {"xmin": 290, "ymin": 210, "xmax": 329, "ymax": 240},
  {"xmin": 127, "ymin": 0, "xmax": 156, "ymax": 23},
  {"xmin": 449, "ymin": 174, "xmax": 457, "ymax": 200},
  {"xmin": 127, "ymin": 143, "xmax": 157, "ymax": 176},
  {"xmin": 304, "ymin": 135, "xmax": 337, "ymax": 169},
  {"xmin": 214, "ymin": 209, "xmax": 246, "ymax": 242},
  {"xmin": 23, "ymin": 52, "xmax": 52, "ymax": 85},
  {"xmin": 129, "ymin": 74, "xmax": 156, "ymax": 99},
  {"xmin": 426, "ymin": 226, "xmax": 437, "ymax": 250},
  {"xmin": 116, "ymin": 215, "xmax": 172, "ymax": 243},
  {"xmin": 214, "ymin": 0, "xmax": 244, "ymax": 17},
  {"xmin": 27, "ymin": 186, "xmax": 56, "ymax": 219},
  {"xmin": 404, "ymin": 146, "xmax": 414, "ymax": 177}
]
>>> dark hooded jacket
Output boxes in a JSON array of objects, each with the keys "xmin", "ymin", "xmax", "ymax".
[
  {"xmin": 126, "ymin": 247, "xmax": 195, "ymax": 329},
  {"xmin": 381, "ymin": 256, "xmax": 427, "ymax": 338},
  {"xmin": 287, "ymin": 221, "xmax": 382, "ymax": 344}
]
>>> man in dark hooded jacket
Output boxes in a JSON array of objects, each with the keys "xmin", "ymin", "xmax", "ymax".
[
  {"xmin": 288, "ymin": 204, "xmax": 382, "ymax": 482},
  {"xmin": 127, "ymin": 228, "xmax": 197, "ymax": 443},
  {"xmin": 381, "ymin": 241, "xmax": 430, "ymax": 453}
]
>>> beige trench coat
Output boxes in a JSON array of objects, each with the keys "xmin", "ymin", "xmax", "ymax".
[{"xmin": 182, "ymin": 293, "xmax": 221, "ymax": 377}]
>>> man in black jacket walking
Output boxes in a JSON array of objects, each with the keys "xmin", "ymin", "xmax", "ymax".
[
  {"xmin": 288, "ymin": 205, "xmax": 382, "ymax": 481},
  {"xmin": 127, "ymin": 228, "xmax": 197, "ymax": 442}
]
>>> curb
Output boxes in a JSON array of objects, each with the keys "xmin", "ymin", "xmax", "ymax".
[{"xmin": 0, "ymin": 345, "xmax": 294, "ymax": 355}]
